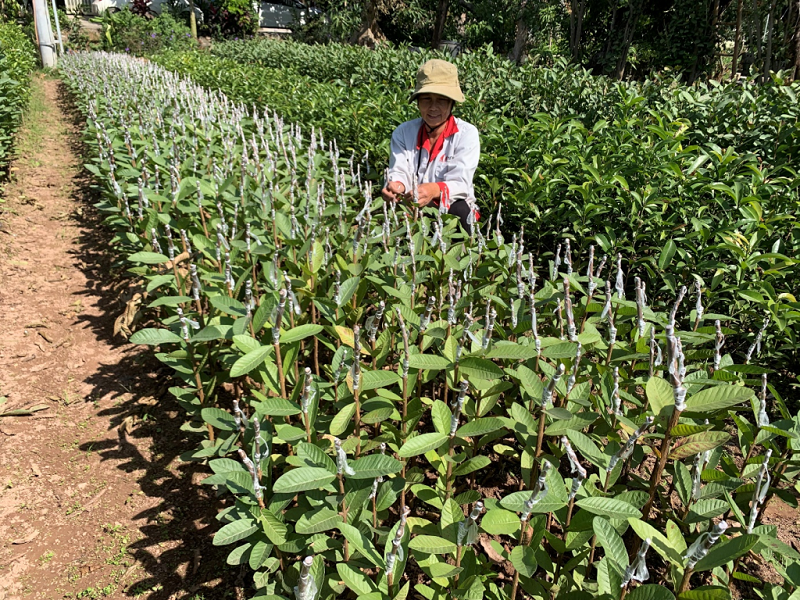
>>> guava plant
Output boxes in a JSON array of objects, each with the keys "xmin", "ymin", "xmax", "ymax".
[{"xmin": 60, "ymin": 52, "xmax": 800, "ymax": 600}]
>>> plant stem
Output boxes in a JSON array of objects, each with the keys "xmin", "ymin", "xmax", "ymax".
[
  {"xmin": 444, "ymin": 437, "xmax": 455, "ymax": 501},
  {"xmin": 678, "ymin": 566, "xmax": 693, "ymax": 592},
  {"xmin": 338, "ymin": 473, "xmax": 350, "ymax": 561},
  {"xmin": 641, "ymin": 407, "xmax": 682, "ymax": 519}
]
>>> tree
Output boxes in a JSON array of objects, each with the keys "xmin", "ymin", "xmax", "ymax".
[
  {"xmin": 509, "ymin": 0, "xmax": 529, "ymax": 63},
  {"xmin": 615, "ymin": 0, "xmax": 643, "ymax": 79},
  {"xmin": 431, "ymin": 0, "xmax": 449, "ymax": 48},
  {"xmin": 569, "ymin": 0, "xmax": 587, "ymax": 60},
  {"xmin": 350, "ymin": 0, "xmax": 386, "ymax": 47},
  {"xmin": 790, "ymin": 0, "xmax": 800, "ymax": 78}
]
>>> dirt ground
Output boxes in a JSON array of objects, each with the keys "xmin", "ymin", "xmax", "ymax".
[{"xmin": 0, "ymin": 75, "xmax": 240, "ymax": 599}]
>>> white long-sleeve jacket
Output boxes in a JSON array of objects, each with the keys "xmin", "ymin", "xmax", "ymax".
[{"xmin": 387, "ymin": 116, "xmax": 480, "ymax": 220}]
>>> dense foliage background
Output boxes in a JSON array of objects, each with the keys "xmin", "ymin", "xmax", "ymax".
[
  {"xmin": 297, "ymin": 0, "xmax": 800, "ymax": 82},
  {"xmin": 0, "ymin": 20, "xmax": 35, "ymax": 177}
]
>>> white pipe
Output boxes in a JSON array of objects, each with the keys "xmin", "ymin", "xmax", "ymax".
[
  {"xmin": 33, "ymin": 0, "xmax": 56, "ymax": 67},
  {"xmin": 50, "ymin": 0, "xmax": 64, "ymax": 55}
]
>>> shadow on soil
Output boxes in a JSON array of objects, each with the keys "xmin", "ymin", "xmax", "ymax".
[{"xmin": 56, "ymin": 80, "xmax": 245, "ymax": 600}]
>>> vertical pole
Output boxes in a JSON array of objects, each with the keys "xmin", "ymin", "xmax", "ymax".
[
  {"xmin": 33, "ymin": 0, "xmax": 56, "ymax": 67},
  {"xmin": 51, "ymin": 0, "xmax": 64, "ymax": 54}
]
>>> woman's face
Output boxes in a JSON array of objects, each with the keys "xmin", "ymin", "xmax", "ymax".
[{"xmin": 417, "ymin": 94, "xmax": 453, "ymax": 129}]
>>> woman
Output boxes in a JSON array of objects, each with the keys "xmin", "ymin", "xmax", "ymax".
[{"xmin": 381, "ymin": 59, "xmax": 480, "ymax": 232}]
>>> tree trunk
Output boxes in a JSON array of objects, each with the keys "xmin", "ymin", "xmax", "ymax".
[
  {"xmin": 602, "ymin": 5, "xmax": 619, "ymax": 64},
  {"xmin": 431, "ymin": 0, "xmax": 449, "ymax": 49},
  {"xmin": 615, "ymin": 0, "xmax": 643, "ymax": 80},
  {"xmin": 350, "ymin": 0, "xmax": 385, "ymax": 48},
  {"xmin": 509, "ymin": 0, "xmax": 529, "ymax": 64},
  {"xmin": 789, "ymin": 0, "xmax": 800, "ymax": 79},
  {"xmin": 762, "ymin": 0, "xmax": 778, "ymax": 79},
  {"xmin": 570, "ymin": 0, "xmax": 587, "ymax": 61},
  {"xmin": 732, "ymin": 0, "xmax": 744, "ymax": 78},
  {"xmin": 752, "ymin": 0, "xmax": 764, "ymax": 80}
]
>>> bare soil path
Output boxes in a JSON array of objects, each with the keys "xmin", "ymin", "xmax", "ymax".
[{"xmin": 0, "ymin": 75, "xmax": 238, "ymax": 600}]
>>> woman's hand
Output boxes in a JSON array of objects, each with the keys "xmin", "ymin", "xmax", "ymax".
[
  {"xmin": 381, "ymin": 181, "xmax": 406, "ymax": 202},
  {"xmin": 414, "ymin": 183, "xmax": 441, "ymax": 207}
]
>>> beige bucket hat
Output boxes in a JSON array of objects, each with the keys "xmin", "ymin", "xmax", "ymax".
[{"xmin": 409, "ymin": 59, "xmax": 465, "ymax": 103}]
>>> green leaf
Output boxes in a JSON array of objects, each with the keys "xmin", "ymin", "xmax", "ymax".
[
  {"xmin": 408, "ymin": 354, "xmax": 452, "ymax": 370},
  {"xmin": 148, "ymin": 295, "xmax": 192, "ymax": 308},
  {"xmin": 296, "ymin": 507, "xmax": 343, "ymax": 535},
  {"xmin": 499, "ymin": 467, "xmax": 568, "ymax": 515},
  {"xmin": 213, "ymin": 519, "xmax": 258, "ymax": 546},
  {"xmin": 280, "ymin": 324, "xmax": 324, "ymax": 344},
  {"xmin": 544, "ymin": 412, "xmax": 598, "ymax": 436},
  {"xmin": 647, "ymin": 376, "xmax": 674, "ymax": 416},
  {"xmin": 330, "ymin": 402, "xmax": 356, "ymax": 437},
  {"xmin": 486, "ymin": 344, "xmax": 538, "ymax": 360},
  {"xmin": 248, "ymin": 540, "xmax": 272, "ymax": 570},
  {"xmin": 230, "ymin": 344, "xmax": 272, "ymax": 377},
  {"xmin": 678, "ymin": 587, "xmax": 732, "ymax": 600},
  {"xmin": 272, "ymin": 467, "xmax": 336, "ymax": 494},
  {"xmin": 694, "ymin": 534, "xmax": 759, "ymax": 571},
  {"xmin": 674, "ymin": 461, "xmax": 693, "ymax": 506},
  {"xmin": 398, "ymin": 432, "xmax": 448, "ymax": 457},
  {"xmin": 658, "ymin": 240, "xmax": 677, "ymax": 270},
  {"xmin": 687, "ymin": 499, "xmax": 729, "ymax": 523},
  {"xmin": 458, "ymin": 357, "xmax": 504, "ymax": 380},
  {"xmin": 408, "ymin": 535, "xmax": 457, "ymax": 555},
  {"xmin": 481, "ymin": 508, "xmax": 520, "ymax": 536},
  {"xmin": 338, "ymin": 522, "xmax": 384, "ymax": 567},
  {"xmin": 576, "ymin": 497, "xmax": 642, "ymax": 519},
  {"xmin": 128, "ymin": 251, "xmax": 170, "ymax": 264},
  {"xmin": 453, "ymin": 455, "xmax": 491, "ymax": 477},
  {"xmin": 684, "ymin": 385, "xmax": 754, "ymax": 413},
  {"xmin": 337, "ymin": 562, "xmax": 375, "ymax": 595},
  {"xmin": 628, "ymin": 585, "xmax": 675, "ymax": 600},
  {"xmin": 627, "ymin": 518, "xmax": 683, "ymax": 566},
  {"xmin": 254, "ymin": 398, "xmax": 301, "ymax": 417},
  {"xmin": 426, "ymin": 562, "xmax": 462, "ymax": 579},
  {"xmin": 129, "ymin": 328, "xmax": 183, "ymax": 345},
  {"xmin": 456, "ymin": 418, "xmax": 505, "ymax": 439},
  {"xmin": 310, "ymin": 241, "xmax": 325, "ymax": 273},
  {"xmin": 669, "ymin": 431, "xmax": 730, "ymax": 460},
  {"xmin": 593, "ymin": 517, "xmax": 629, "ymax": 568},
  {"xmin": 338, "ymin": 276, "xmax": 360, "ymax": 307},
  {"xmin": 510, "ymin": 545, "xmax": 537, "ymax": 578},
  {"xmin": 349, "ymin": 454, "xmax": 403, "ymax": 479},
  {"xmin": 191, "ymin": 325, "xmax": 230, "ymax": 342},
  {"xmin": 566, "ymin": 430, "xmax": 607, "ymax": 468},
  {"xmin": 201, "ymin": 407, "xmax": 236, "ymax": 431},
  {"xmin": 431, "ymin": 400, "xmax": 452, "ymax": 435},
  {"xmin": 209, "ymin": 295, "xmax": 248, "ymax": 317},
  {"xmin": 260, "ymin": 508, "xmax": 288, "ymax": 545},
  {"xmin": 361, "ymin": 369, "xmax": 402, "ymax": 390}
]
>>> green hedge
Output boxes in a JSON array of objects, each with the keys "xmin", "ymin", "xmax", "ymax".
[{"xmin": 0, "ymin": 21, "xmax": 36, "ymax": 174}]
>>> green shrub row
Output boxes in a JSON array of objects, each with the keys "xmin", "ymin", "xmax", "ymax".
[
  {"xmin": 210, "ymin": 39, "xmax": 800, "ymax": 168},
  {"xmin": 62, "ymin": 49, "xmax": 800, "ymax": 600},
  {"xmin": 152, "ymin": 49, "xmax": 800, "ymax": 372},
  {"xmin": 0, "ymin": 21, "xmax": 36, "ymax": 174}
]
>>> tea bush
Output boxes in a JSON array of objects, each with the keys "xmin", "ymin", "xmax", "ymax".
[
  {"xmin": 0, "ymin": 20, "xmax": 36, "ymax": 175},
  {"xmin": 152, "ymin": 48, "xmax": 800, "ymax": 372},
  {"xmin": 61, "ymin": 51, "xmax": 800, "ymax": 600}
]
